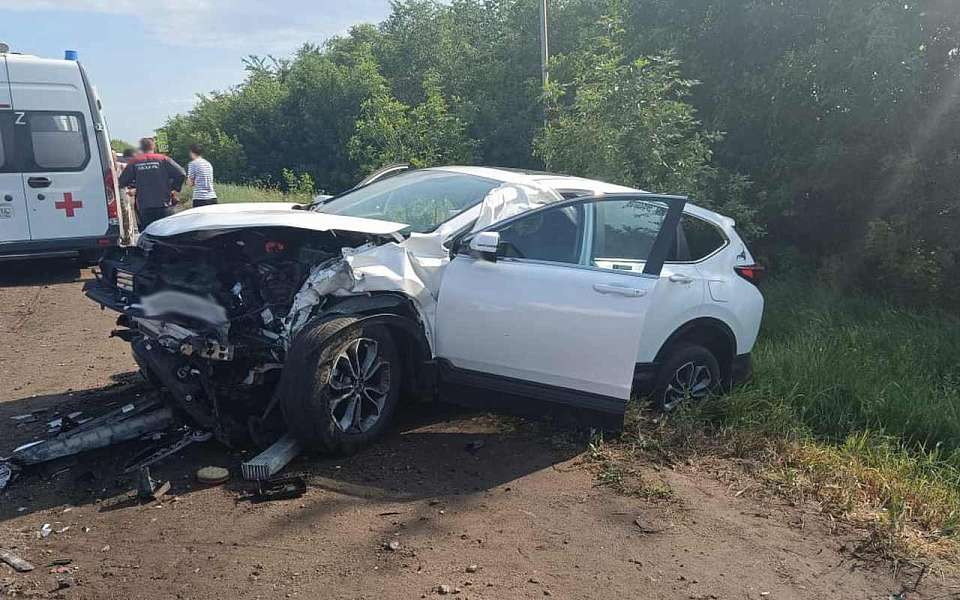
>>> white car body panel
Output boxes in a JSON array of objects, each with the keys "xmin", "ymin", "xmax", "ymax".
[{"xmin": 435, "ymin": 256, "xmax": 663, "ymax": 400}]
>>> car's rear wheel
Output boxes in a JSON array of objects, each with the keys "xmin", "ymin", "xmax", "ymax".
[
  {"xmin": 280, "ymin": 317, "xmax": 401, "ymax": 454},
  {"xmin": 654, "ymin": 344, "xmax": 721, "ymax": 412}
]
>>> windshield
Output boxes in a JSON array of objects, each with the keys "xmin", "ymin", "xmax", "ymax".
[{"xmin": 313, "ymin": 170, "xmax": 501, "ymax": 234}]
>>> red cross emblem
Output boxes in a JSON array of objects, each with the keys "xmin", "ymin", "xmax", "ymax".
[{"xmin": 55, "ymin": 192, "xmax": 83, "ymax": 217}]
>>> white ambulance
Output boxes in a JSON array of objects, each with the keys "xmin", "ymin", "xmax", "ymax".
[{"xmin": 0, "ymin": 44, "xmax": 128, "ymax": 262}]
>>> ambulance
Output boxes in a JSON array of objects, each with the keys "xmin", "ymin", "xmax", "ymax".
[{"xmin": 0, "ymin": 44, "xmax": 130, "ymax": 262}]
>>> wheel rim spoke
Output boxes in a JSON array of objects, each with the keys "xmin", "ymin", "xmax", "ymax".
[
  {"xmin": 330, "ymin": 361, "xmax": 353, "ymax": 391},
  {"xmin": 336, "ymin": 395, "xmax": 359, "ymax": 432},
  {"xmin": 328, "ymin": 337, "xmax": 391, "ymax": 434},
  {"xmin": 662, "ymin": 360, "xmax": 713, "ymax": 411}
]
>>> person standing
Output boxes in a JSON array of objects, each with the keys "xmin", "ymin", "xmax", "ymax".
[
  {"xmin": 117, "ymin": 137, "xmax": 186, "ymax": 229},
  {"xmin": 187, "ymin": 143, "xmax": 218, "ymax": 207}
]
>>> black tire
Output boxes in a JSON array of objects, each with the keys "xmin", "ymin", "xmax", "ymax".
[
  {"xmin": 280, "ymin": 317, "xmax": 402, "ymax": 454},
  {"xmin": 653, "ymin": 343, "xmax": 721, "ymax": 413}
]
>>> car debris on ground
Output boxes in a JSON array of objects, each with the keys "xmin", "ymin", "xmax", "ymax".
[
  {"xmin": 240, "ymin": 475, "xmax": 307, "ymax": 503},
  {"xmin": 0, "ymin": 549, "xmax": 35, "ymax": 573},
  {"xmin": 196, "ymin": 466, "xmax": 230, "ymax": 485},
  {"xmin": 136, "ymin": 466, "xmax": 171, "ymax": 501}
]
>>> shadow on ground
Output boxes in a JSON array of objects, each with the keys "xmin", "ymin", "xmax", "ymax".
[
  {"xmin": 0, "ymin": 258, "xmax": 87, "ymax": 288},
  {"xmin": 0, "ymin": 376, "xmax": 584, "ymax": 522}
]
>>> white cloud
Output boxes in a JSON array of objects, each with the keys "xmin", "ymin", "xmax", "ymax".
[{"xmin": 3, "ymin": 0, "xmax": 392, "ymax": 51}]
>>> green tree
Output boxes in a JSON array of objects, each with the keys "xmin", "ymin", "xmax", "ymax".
[
  {"xmin": 349, "ymin": 74, "xmax": 474, "ymax": 170},
  {"xmin": 110, "ymin": 139, "xmax": 133, "ymax": 154},
  {"xmin": 535, "ymin": 10, "xmax": 759, "ymax": 236}
]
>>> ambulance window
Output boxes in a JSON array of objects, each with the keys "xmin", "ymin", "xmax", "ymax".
[
  {"xmin": 29, "ymin": 113, "xmax": 88, "ymax": 170},
  {"xmin": 0, "ymin": 113, "xmax": 16, "ymax": 172}
]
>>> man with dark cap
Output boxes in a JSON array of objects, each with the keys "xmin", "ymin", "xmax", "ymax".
[{"xmin": 118, "ymin": 137, "xmax": 186, "ymax": 229}]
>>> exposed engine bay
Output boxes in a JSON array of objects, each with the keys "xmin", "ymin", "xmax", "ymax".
[{"xmin": 86, "ymin": 225, "xmax": 423, "ymax": 447}]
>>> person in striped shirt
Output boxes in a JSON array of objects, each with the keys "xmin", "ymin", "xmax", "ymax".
[{"xmin": 187, "ymin": 143, "xmax": 218, "ymax": 207}]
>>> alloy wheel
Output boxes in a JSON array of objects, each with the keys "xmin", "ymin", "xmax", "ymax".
[
  {"xmin": 328, "ymin": 338, "xmax": 391, "ymax": 433},
  {"xmin": 662, "ymin": 360, "xmax": 713, "ymax": 412}
]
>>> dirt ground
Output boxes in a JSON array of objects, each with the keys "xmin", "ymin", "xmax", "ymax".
[{"xmin": 0, "ymin": 260, "xmax": 957, "ymax": 600}]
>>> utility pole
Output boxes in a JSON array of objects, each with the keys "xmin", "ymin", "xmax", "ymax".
[{"xmin": 539, "ymin": 0, "xmax": 549, "ymax": 89}]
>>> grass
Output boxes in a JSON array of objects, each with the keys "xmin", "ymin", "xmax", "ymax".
[
  {"xmin": 600, "ymin": 278, "xmax": 960, "ymax": 564},
  {"xmin": 178, "ymin": 182, "xmax": 314, "ymax": 208},
  {"xmin": 719, "ymin": 281, "xmax": 960, "ymax": 452}
]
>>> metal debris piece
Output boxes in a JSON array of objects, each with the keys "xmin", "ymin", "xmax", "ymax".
[
  {"xmin": 39, "ymin": 524, "xmax": 52, "ymax": 538},
  {"xmin": 11, "ymin": 401, "xmax": 174, "ymax": 466},
  {"xmin": 136, "ymin": 467, "xmax": 171, "ymax": 502},
  {"xmin": 250, "ymin": 476, "xmax": 307, "ymax": 502},
  {"xmin": 241, "ymin": 434, "xmax": 301, "ymax": 481},
  {"xmin": 47, "ymin": 559, "xmax": 72, "ymax": 567},
  {"xmin": 10, "ymin": 414, "xmax": 38, "ymax": 423},
  {"xmin": 0, "ymin": 549, "xmax": 34, "ymax": 572},
  {"xmin": 123, "ymin": 428, "xmax": 211, "ymax": 474}
]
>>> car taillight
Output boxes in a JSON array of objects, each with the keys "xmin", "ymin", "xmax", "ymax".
[
  {"xmin": 104, "ymin": 168, "xmax": 118, "ymax": 224},
  {"xmin": 735, "ymin": 264, "xmax": 764, "ymax": 284}
]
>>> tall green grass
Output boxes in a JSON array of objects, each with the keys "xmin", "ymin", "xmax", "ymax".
[
  {"xmin": 178, "ymin": 182, "xmax": 314, "ymax": 207},
  {"xmin": 720, "ymin": 280, "xmax": 960, "ymax": 458}
]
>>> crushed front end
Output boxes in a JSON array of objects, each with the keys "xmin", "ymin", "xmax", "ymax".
[{"xmin": 84, "ymin": 226, "xmax": 387, "ymax": 446}]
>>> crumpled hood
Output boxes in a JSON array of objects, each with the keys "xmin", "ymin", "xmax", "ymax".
[{"xmin": 142, "ymin": 202, "xmax": 408, "ymax": 238}]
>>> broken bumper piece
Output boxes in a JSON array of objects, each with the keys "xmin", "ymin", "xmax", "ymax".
[{"xmin": 9, "ymin": 400, "xmax": 175, "ymax": 466}]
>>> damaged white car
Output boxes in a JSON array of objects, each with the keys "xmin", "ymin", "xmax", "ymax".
[{"xmin": 84, "ymin": 166, "xmax": 764, "ymax": 453}]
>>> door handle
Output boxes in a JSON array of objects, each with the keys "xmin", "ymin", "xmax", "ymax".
[
  {"xmin": 669, "ymin": 273, "xmax": 694, "ymax": 284},
  {"xmin": 27, "ymin": 177, "xmax": 51, "ymax": 188},
  {"xmin": 3, "ymin": 194, "xmax": 11, "ymax": 202},
  {"xmin": 593, "ymin": 283, "xmax": 647, "ymax": 297}
]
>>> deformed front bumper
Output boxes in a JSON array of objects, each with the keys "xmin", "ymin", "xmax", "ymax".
[{"xmin": 83, "ymin": 278, "xmax": 126, "ymax": 312}]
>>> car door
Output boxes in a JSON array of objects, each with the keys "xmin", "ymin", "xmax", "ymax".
[
  {"xmin": 435, "ymin": 194, "xmax": 685, "ymax": 416},
  {"xmin": 0, "ymin": 57, "xmax": 30, "ymax": 243},
  {"xmin": 7, "ymin": 58, "xmax": 108, "ymax": 241}
]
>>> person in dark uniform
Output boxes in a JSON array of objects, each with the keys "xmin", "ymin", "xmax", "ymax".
[{"xmin": 117, "ymin": 137, "xmax": 186, "ymax": 229}]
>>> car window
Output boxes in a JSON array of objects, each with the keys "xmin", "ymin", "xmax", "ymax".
[
  {"xmin": 590, "ymin": 199, "xmax": 669, "ymax": 270},
  {"xmin": 29, "ymin": 113, "xmax": 88, "ymax": 170},
  {"xmin": 495, "ymin": 203, "xmax": 584, "ymax": 264},
  {"xmin": 680, "ymin": 214, "xmax": 727, "ymax": 261},
  {"xmin": 315, "ymin": 170, "xmax": 500, "ymax": 234}
]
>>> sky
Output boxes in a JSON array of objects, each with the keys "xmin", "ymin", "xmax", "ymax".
[{"xmin": 0, "ymin": 1, "xmax": 394, "ymax": 142}]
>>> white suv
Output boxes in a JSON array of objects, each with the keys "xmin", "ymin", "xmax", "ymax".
[{"xmin": 85, "ymin": 166, "xmax": 764, "ymax": 452}]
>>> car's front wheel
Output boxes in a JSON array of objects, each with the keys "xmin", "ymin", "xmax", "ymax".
[
  {"xmin": 280, "ymin": 317, "xmax": 401, "ymax": 454},
  {"xmin": 653, "ymin": 344, "xmax": 721, "ymax": 412}
]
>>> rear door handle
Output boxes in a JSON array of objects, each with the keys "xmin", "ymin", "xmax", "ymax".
[
  {"xmin": 669, "ymin": 273, "xmax": 694, "ymax": 284},
  {"xmin": 27, "ymin": 177, "xmax": 51, "ymax": 189},
  {"xmin": 593, "ymin": 283, "xmax": 647, "ymax": 297}
]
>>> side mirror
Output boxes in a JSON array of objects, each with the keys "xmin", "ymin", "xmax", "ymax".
[
  {"xmin": 468, "ymin": 231, "xmax": 500, "ymax": 260},
  {"xmin": 470, "ymin": 231, "xmax": 500, "ymax": 253}
]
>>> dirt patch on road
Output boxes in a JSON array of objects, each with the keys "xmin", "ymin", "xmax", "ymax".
[{"xmin": 0, "ymin": 260, "xmax": 956, "ymax": 599}]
